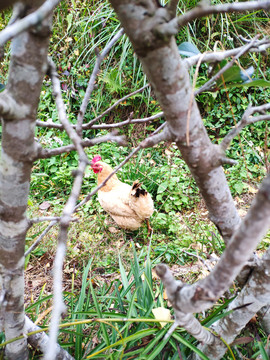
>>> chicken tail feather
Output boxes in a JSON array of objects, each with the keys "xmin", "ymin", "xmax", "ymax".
[{"xmin": 131, "ymin": 180, "xmax": 147, "ymax": 198}]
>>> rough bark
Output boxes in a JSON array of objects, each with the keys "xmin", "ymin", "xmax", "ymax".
[
  {"xmin": 196, "ymin": 246, "xmax": 270, "ymax": 359},
  {"xmin": 25, "ymin": 316, "xmax": 74, "ymax": 360},
  {"xmin": 0, "ymin": 2, "xmax": 51, "ymax": 359},
  {"xmin": 109, "ymin": 1, "xmax": 270, "ymax": 358},
  {"xmin": 109, "ymin": 0, "xmax": 241, "ymax": 244}
]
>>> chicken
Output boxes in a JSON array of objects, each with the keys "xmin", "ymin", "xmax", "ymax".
[{"xmin": 90, "ymin": 155, "xmax": 154, "ymax": 232}]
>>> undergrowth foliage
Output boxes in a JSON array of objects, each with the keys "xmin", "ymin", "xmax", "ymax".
[{"xmin": 0, "ymin": 0, "xmax": 270, "ymax": 359}]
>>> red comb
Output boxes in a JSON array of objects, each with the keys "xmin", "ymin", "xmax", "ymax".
[{"xmin": 92, "ymin": 155, "xmax": 102, "ymax": 163}]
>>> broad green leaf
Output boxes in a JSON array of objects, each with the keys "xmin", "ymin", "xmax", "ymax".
[
  {"xmin": 225, "ymin": 79, "xmax": 270, "ymax": 89},
  {"xmin": 157, "ymin": 182, "xmax": 168, "ymax": 194},
  {"xmin": 216, "ymin": 65, "xmax": 243, "ymax": 86},
  {"xmin": 178, "ymin": 41, "xmax": 201, "ymax": 57}
]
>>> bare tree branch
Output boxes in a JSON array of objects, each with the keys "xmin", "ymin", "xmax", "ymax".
[
  {"xmin": 42, "ymin": 58, "xmax": 94, "ymax": 360},
  {"xmin": 0, "ymin": 2, "xmax": 53, "ymax": 358},
  {"xmin": 140, "ymin": 122, "xmax": 170, "ymax": 147},
  {"xmin": 221, "ymin": 103, "xmax": 270, "ymax": 151},
  {"xmin": 198, "ymin": 247, "xmax": 270, "ymax": 359},
  {"xmin": 29, "ymin": 217, "xmax": 61, "ymax": 224},
  {"xmin": 166, "ymin": 0, "xmax": 180, "ymax": 18},
  {"xmin": 82, "ymin": 83, "xmax": 150, "ymax": 129},
  {"xmin": 45, "ymin": 162, "xmax": 89, "ymax": 360},
  {"xmin": 169, "ymin": 309, "xmax": 215, "ymax": 345},
  {"xmin": 76, "ymin": 28, "xmax": 124, "ymax": 136},
  {"xmin": 157, "ymin": 170, "xmax": 270, "ymax": 324},
  {"xmin": 25, "ymin": 221, "xmax": 57, "ymax": 257},
  {"xmin": 45, "ymin": 160, "xmax": 88, "ymax": 360},
  {"xmin": 110, "ymin": 0, "xmax": 242, "ymax": 243},
  {"xmin": 194, "ymin": 36, "xmax": 259, "ymax": 95},
  {"xmin": 44, "ymin": 241, "xmax": 67, "ymax": 360},
  {"xmin": 48, "ymin": 57, "xmax": 89, "ymax": 162},
  {"xmin": 155, "ymin": 1, "xmax": 270, "ymax": 37},
  {"xmin": 36, "ymin": 130, "xmax": 127, "ymax": 159},
  {"xmin": 25, "ymin": 316, "xmax": 74, "ymax": 360},
  {"xmin": 90, "ymin": 112, "xmax": 164, "ymax": 130},
  {"xmin": 36, "ymin": 112, "xmax": 163, "ymax": 131},
  {"xmin": 0, "ymin": 0, "xmax": 61, "ymax": 46},
  {"xmin": 183, "ymin": 38, "xmax": 270, "ymax": 69}
]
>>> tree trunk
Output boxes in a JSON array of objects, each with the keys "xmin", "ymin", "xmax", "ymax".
[{"xmin": 0, "ymin": 3, "xmax": 51, "ymax": 358}]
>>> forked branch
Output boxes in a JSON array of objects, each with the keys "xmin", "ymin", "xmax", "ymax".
[
  {"xmin": 0, "ymin": 0, "xmax": 61, "ymax": 46},
  {"xmin": 183, "ymin": 38, "xmax": 270, "ymax": 69},
  {"xmin": 221, "ymin": 103, "xmax": 270, "ymax": 151},
  {"xmin": 156, "ymin": 1, "xmax": 270, "ymax": 37},
  {"xmin": 157, "ymin": 171, "xmax": 270, "ymax": 322}
]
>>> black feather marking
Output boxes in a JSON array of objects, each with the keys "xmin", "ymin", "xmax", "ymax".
[{"xmin": 132, "ymin": 181, "xmax": 147, "ymax": 197}]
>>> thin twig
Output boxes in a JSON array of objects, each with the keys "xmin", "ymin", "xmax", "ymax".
[
  {"xmin": 155, "ymin": 1, "xmax": 270, "ymax": 37},
  {"xmin": 48, "ymin": 57, "xmax": 88, "ymax": 162},
  {"xmin": 183, "ymin": 38, "xmax": 270, "ymax": 69},
  {"xmin": 76, "ymin": 28, "xmax": 124, "ymax": 136},
  {"xmin": 44, "ymin": 58, "xmax": 93, "ymax": 360},
  {"xmin": 221, "ymin": 103, "xmax": 270, "ymax": 151},
  {"xmin": 90, "ymin": 112, "xmax": 163, "ymax": 129},
  {"xmin": 182, "ymin": 250, "xmax": 212, "ymax": 273},
  {"xmin": 35, "ymin": 102, "xmax": 160, "ymax": 131},
  {"xmin": 44, "ymin": 242, "xmax": 66, "ymax": 360},
  {"xmin": 29, "ymin": 217, "xmax": 61, "ymax": 224},
  {"xmin": 194, "ymin": 36, "xmax": 259, "ymax": 96},
  {"xmin": 82, "ymin": 84, "xmax": 150, "ymax": 129},
  {"xmin": 36, "ymin": 131, "xmax": 127, "ymax": 159},
  {"xmin": 24, "ymin": 221, "xmax": 57, "ymax": 257}
]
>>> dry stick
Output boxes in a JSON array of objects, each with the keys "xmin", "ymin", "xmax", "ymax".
[
  {"xmin": 76, "ymin": 28, "xmax": 124, "ymax": 137},
  {"xmin": 194, "ymin": 36, "xmax": 259, "ymax": 96},
  {"xmin": 0, "ymin": 0, "xmax": 61, "ymax": 46},
  {"xmin": 83, "ymin": 83, "xmax": 150, "ymax": 129},
  {"xmin": 176, "ymin": 1, "xmax": 270, "ymax": 28},
  {"xmin": 25, "ymin": 216, "xmax": 80, "ymax": 258},
  {"xmin": 45, "ymin": 161, "xmax": 87, "ymax": 360},
  {"xmin": 75, "ymin": 122, "xmax": 167, "ymax": 211},
  {"xmin": 221, "ymin": 103, "xmax": 270, "ymax": 151}
]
